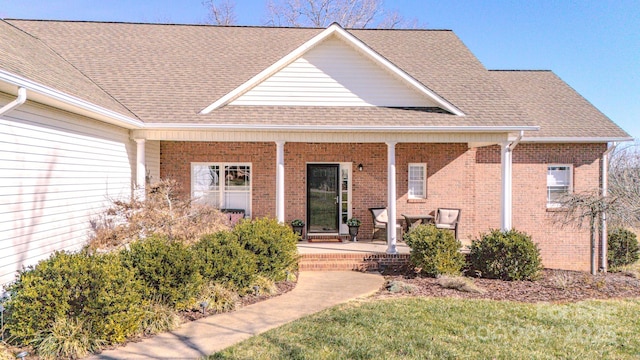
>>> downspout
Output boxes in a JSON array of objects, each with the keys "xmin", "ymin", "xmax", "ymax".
[
  {"xmin": 0, "ymin": 87, "xmax": 27, "ymax": 117},
  {"xmin": 500, "ymin": 130, "xmax": 524, "ymax": 231},
  {"xmin": 600, "ymin": 142, "xmax": 617, "ymax": 273}
]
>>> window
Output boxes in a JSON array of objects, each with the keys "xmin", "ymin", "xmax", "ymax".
[
  {"xmin": 547, "ymin": 165, "xmax": 572, "ymax": 207},
  {"xmin": 191, "ymin": 163, "xmax": 251, "ymax": 216},
  {"xmin": 408, "ymin": 163, "xmax": 427, "ymax": 199}
]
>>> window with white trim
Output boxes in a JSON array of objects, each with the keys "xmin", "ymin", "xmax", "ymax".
[
  {"xmin": 547, "ymin": 165, "xmax": 572, "ymax": 207},
  {"xmin": 191, "ymin": 163, "xmax": 251, "ymax": 216},
  {"xmin": 408, "ymin": 163, "xmax": 427, "ymax": 199}
]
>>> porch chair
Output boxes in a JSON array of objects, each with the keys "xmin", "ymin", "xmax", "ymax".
[
  {"xmin": 435, "ymin": 208, "xmax": 461, "ymax": 240},
  {"xmin": 369, "ymin": 207, "xmax": 403, "ymax": 241}
]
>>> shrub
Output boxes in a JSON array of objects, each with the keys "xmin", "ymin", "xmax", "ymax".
[
  {"xmin": 3, "ymin": 251, "xmax": 143, "ymax": 347},
  {"xmin": 468, "ymin": 229, "xmax": 542, "ymax": 281},
  {"xmin": 404, "ymin": 225, "xmax": 465, "ymax": 277},
  {"xmin": 232, "ymin": 218, "xmax": 299, "ymax": 281},
  {"xmin": 250, "ymin": 275, "xmax": 278, "ymax": 296},
  {"xmin": 436, "ymin": 275, "xmax": 485, "ymax": 294},
  {"xmin": 34, "ymin": 317, "xmax": 105, "ymax": 360},
  {"xmin": 120, "ymin": 236, "xmax": 204, "ymax": 310},
  {"xmin": 608, "ymin": 227, "xmax": 639, "ymax": 268},
  {"xmin": 138, "ymin": 302, "xmax": 180, "ymax": 336},
  {"xmin": 198, "ymin": 283, "xmax": 239, "ymax": 314},
  {"xmin": 88, "ymin": 179, "xmax": 229, "ymax": 251},
  {"xmin": 193, "ymin": 231, "xmax": 258, "ymax": 293}
]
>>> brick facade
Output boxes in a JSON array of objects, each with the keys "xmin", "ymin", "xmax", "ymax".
[{"xmin": 160, "ymin": 141, "xmax": 605, "ymax": 272}]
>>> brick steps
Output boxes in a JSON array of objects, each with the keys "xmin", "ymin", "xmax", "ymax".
[{"xmin": 299, "ymin": 252, "xmax": 410, "ymax": 272}]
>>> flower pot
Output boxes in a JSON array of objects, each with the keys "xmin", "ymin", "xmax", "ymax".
[
  {"xmin": 292, "ymin": 225, "xmax": 304, "ymax": 239},
  {"xmin": 348, "ymin": 225, "xmax": 360, "ymax": 242}
]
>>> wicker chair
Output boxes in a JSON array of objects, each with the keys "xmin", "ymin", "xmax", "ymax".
[{"xmin": 369, "ymin": 207, "xmax": 403, "ymax": 241}]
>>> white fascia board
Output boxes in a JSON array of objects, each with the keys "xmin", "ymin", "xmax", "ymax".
[
  {"xmin": 0, "ymin": 69, "xmax": 143, "ymax": 128},
  {"xmin": 143, "ymin": 123, "xmax": 539, "ymax": 133},
  {"xmin": 522, "ymin": 136, "xmax": 634, "ymax": 143},
  {"xmin": 199, "ymin": 23, "xmax": 465, "ymax": 116}
]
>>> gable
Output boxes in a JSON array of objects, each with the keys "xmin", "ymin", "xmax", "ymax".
[{"xmin": 231, "ymin": 35, "xmax": 438, "ymax": 107}]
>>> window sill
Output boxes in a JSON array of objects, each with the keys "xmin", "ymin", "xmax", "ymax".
[
  {"xmin": 407, "ymin": 198, "xmax": 427, "ymax": 203},
  {"xmin": 546, "ymin": 206, "xmax": 568, "ymax": 212}
]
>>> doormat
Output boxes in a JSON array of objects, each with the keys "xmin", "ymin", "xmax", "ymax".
[{"xmin": 306, "ymin": 235, "xmax": 349, "ymax": 243}]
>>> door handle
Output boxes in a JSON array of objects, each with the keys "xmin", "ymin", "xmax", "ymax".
[{"xmin": 335, "ymin": 196, "xmax": 339, "ymax": 204}]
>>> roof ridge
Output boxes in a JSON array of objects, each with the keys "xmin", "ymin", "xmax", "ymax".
[
  {"xmin": 4, "ymin": 19, "xmax": 451, "ymax": 31},
  {"xmin": 489, "ymin": 69, "xmax": 552, "ymax": 72}
]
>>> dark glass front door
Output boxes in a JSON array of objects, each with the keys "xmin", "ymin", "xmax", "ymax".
[{"xmin": 307, "ymin": 164, "xmax": 340, "ymax": 233}]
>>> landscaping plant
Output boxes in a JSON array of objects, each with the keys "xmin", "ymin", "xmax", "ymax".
[
  {"xmin": 404, "ymin": 224, "xmax": 465, "ymax": 277},
  {"xmin": 88, "ymin": 179, "xmax": 229, "ymax": 251},
  {"xmin": 193, "ymin": 231, "xmax": 258, "ymax": 293},
  {"xmin": 468, "ymin": 229, "xmax": 542, "ymax": 281},
  {"xmin": 120, "ymin": 235, "xmax": 204, "ymax": 310},
  {"xmin": 608, "ymin": 227, "xmax": 639, "ymax": 268},
  {"xmin": 3, "ymin": 251, "xmax": 143, "ymax": 348},
  {"xmin": 232, "ymin": 218, "xmax": 299, "ymax": 281}
]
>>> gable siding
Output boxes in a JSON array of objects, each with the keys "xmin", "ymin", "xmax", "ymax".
[
  {"xmin": 0, "ymin": 97, "xmax": 135, "ymax": 286},
  {"xmin": 232, "ymin": 36, "xmax": 437, "ymax": 107}
]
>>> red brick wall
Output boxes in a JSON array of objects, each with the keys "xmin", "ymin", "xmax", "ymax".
[
  {"xmin": 160, "ymin": 141, "xmax": 605, "ymax": 272},
  {"xmin": 475, "ymin": 143, "xmax": 605, "ymax": 271},
  {"xmin": 160, "ymin": 141, "xmax": 277, "ymax": 218}
]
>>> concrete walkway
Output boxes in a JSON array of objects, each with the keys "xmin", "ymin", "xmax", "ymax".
[{"xmin": 91, "ymin": 271, "xmax": 384, "ymax": 359}]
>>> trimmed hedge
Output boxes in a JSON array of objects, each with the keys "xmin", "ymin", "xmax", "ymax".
[
  {"xmin": 232, "ymin": 218, "xmax": 299, "ymax": 281},
  {"xmin": 3, "ymin": 251, "xmax": 143, "ymax": 346},
  {"xmin": 608, "ymin": 227, "xmax": 639, "ymax": 268},
  {"xmin": 404, "ymin": 225, "xmax": 465, "ymax": 277},
  {"xmin": 193, "ymin": 231, "xmax": 258, "ymax": 293},
  {"xmin": 468, "ymin": 229, "xmax": 542, "ymax": 281},
  {"xmin": 120, "ymin": 236, "xmax": 204, "ymax": 310}
]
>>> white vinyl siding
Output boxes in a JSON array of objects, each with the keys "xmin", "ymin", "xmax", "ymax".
[
  {"xmin": 0, "ymin": 98, "xmax": 134, "ymax": 287},
  {"xmin": 547, "ymin": 165, "xmax": 573, "ymax": 207},
  {"xmin": 232, "ymin": 36, "xmax": 437, "ymax": 107},
  {"xmin": 191, "ymin": 163, "xmax": 252, "ymax": 216},
  {"xmin": 408, "ymin": 163, "xmax": 427, "ymax": 199}
]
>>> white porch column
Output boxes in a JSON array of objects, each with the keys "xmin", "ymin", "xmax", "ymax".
[
  {"xmin": 500, "ymin": 141, "xmax": 512, "ymax": 231},
  {"xmin": 386, "ymin": 141, "xmax": 398, "ymax": 254},
  {"xmin": 275, "ymin": 141, "xmax": 285, "ymax": 223},
  {"xmin": 134, "ymin": 138, "xmax": 146, "ymax": 200}
]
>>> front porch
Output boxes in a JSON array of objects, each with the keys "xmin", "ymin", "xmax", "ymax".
[{"xmin": 297, "ymin": 240, "xmax": 411, "ymax": 272}]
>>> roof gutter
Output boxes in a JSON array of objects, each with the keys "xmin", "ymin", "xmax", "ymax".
[
  {"xmin": 0, "ymin": 86, "xmax": 26, "ymax": 117},
  {"xmin": 141, "ymin": 123, "xmax": 540, "ymax": 133},
  {"xmin": 601, "ymin": 141, "xmax": 618, "ymax": 273},
  {"xmin": 0, "ymin": 70, "xmax": 143, "ymax": 128}
]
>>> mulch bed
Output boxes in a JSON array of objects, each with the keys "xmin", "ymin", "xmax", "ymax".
[{"xmin": 375, "ymin": 269, "xmax": 640, "ymax": 303}]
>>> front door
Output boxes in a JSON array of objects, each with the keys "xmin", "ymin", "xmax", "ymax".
[{"xmin": 307, "ymin": 164, "xmax": 340, "ymax": 233}]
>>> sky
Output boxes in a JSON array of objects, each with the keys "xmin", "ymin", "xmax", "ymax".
[{"xmin": 1, "ymin": 0, "xmax": 638, "ymax": 139}]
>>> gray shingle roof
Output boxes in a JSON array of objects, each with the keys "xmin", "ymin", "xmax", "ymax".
[
  {"xmin": 491, "ymin": 70, "xmax": 629, "ymax": 139},
  {"xmin": 0, "ymin": 20, "xmax": 629, "ymax": 139},
  {"xmin": 0, "ymin": 20, "xmax": 137, "ymax": 118}
]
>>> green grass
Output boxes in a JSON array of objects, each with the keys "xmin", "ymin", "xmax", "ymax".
[{"xmin": 208, "ymin": 298, "xmax": 640, "ymax": 359}]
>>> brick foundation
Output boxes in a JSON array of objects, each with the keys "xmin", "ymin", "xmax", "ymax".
[{"xmin": 160, "ymin": 141, "xmax": 605, "ymax": 272}]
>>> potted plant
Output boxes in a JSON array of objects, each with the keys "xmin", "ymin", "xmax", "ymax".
[
  {"xmin": 291, "ymin": 219, "xmax": 305, "ymax": 238},
  {"xmin": 346, "ymin": 218, "xmax": 361, "ymax": 242}
]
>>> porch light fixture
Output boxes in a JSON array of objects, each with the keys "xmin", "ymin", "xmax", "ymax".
[{"xmin": 357, "ymin": 164, "xmax": 363, "ymax": 172}]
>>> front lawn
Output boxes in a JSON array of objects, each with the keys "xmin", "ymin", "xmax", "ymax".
[{"xmin": 209, "ymin": 297, "xmax": 640, "ymax": 359}]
